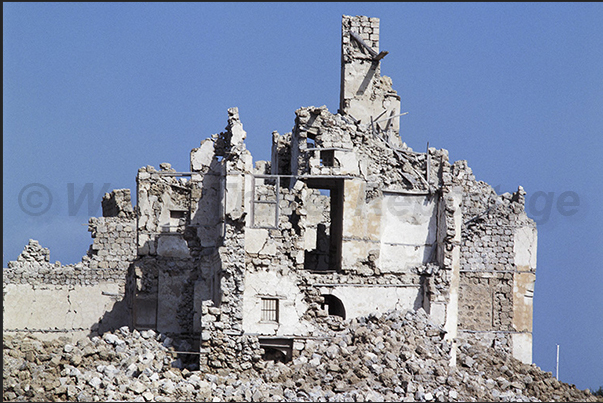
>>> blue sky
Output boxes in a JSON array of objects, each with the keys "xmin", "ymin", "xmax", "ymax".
[{"xmin": 4, "ymin": 2, "xmax": 602, "ymax": 390}]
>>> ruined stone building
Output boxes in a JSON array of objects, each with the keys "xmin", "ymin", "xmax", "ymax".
[{"xmin": 4, "ymin": 15, "xmax": 537, "ymax": 370}]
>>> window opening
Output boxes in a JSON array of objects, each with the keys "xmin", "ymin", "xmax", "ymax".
[
  {"xmin": 167, "ymin": 209, "xmax": 187, "ymax": 232},
  {"xmin": 307, "ymin": 131, "xmax": 317, "ymax": 148},
  {"xmin": 261, "ymin": 298, "xmax": 279, "ymax": 322},
  {"xmin": 251, "ymin": 175, "xmax": 279, "ymax": 228},
  {"xmin": 320, "ymin": 150, "xmax": 335, "ymax": 167},
  {"xmin": 262, "ymin": 347, "xmax": 287, "ymax": 362},
  {"xmin": 170, "ymin": 210, "xmax": 186, "ymax": 219},
  {"xmin": 258, "ymin": 338, "xmax": 293, "ymax": 362}
]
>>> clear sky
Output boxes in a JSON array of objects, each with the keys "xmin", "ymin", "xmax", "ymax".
[{"xmin": 4, "ymin": 2, "xmax": 602, "ymax": 391}]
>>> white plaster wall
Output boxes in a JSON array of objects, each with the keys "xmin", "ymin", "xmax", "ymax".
[
  {"xmin": 3, "ymin": 283, "xmax": 123, "ymax": 332},
  {"xmin": 137, "ymin": 187, "xmax": 157, "ymax": 232},
  {"xmin": 224, "ymin": 174, "xmax": 244, "ymax": 220},
  {"xmin": 245, "ymin": 228, "xmax": 270, "ymax": 254},
  {"xmin": 245, "ymin": 227, "xmax": 278, "ymax": 256},
  {"xmin": 342, "ymin": 61, "xmax": 375, "ymax": 101},
  {"xmin": 242, "ymin": 271, "xmax": 313, "ymax": 336},
  {"xmin": 513, "ymin": 272, "xmax": 535, "ymax": 333},
  {"xmin": 341, "ymin": 239, "xmax": 379, "ymax": 269},
  {"xmin": 190, "ymin": 139, "xmax": 215, "ymax": 171},
  {"xmin": 190, "ymin": 173, "xmax": 222, "ymax": 248},
  {"xmin": 342, "ymin": 180, "xmax": 381, "ymax": 242},
  {"xmin": 380, "ymin": 244, "xmax": 436, "ymax": 272},
  {"xmin": 512, "ymin": 332, "xmax": 533, "ymax": 364},
  {"xmin": 514, "ymin": 226, "xmax": 537, "ymax": 271},
  {"xmin": 380, "ymin": 194, "xmax": 437, "ymax": 272},
  {"xmin": 334, "ymin": 150, "xmax": 359, "ymax": 175},
  {"xmin": 323, "ymin": 286, "xmax": 423, "ymax": 319},
  {"xmin": 341, "ymin": 179, "xmax": 382, "ymax": 268}
]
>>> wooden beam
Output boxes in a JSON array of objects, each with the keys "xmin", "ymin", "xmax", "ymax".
[{"xmin": 349, "ymin": 31, "xmax": 388, "ymax": 61}]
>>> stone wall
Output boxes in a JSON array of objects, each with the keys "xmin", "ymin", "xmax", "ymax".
[
  {"xmin": 451, "ymin": 160, "xmax": 537, "ymax": 363},
  {"xmin": 2, "ymin": 14, "xmax": 538, "ymax": 370},
  {"xmin": 101, "ymin": 188, "xmax": 135, "ymax": 219},
  {"xmin": 340, "ymin": 15, "xmax": 401, "ymax": 142},
  {"xmin": 3, "ymin": 190, "xmax": 136, "ymax": 339}
]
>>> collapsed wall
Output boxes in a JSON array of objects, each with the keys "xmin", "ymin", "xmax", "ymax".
[
  {"xmin": 452, "ymin": 161, "xmax": 537, "ymax": 362},
  {"xmin": 3, "ymin": 14, "xmax": 537, "ymax": 372},
  {"xmin": 4, "ymin": 308, "xmax": 596, "ymax": 403},
  {"xmin": 3, "ymin": 191, "xmax": 136, "ymax": 339}
]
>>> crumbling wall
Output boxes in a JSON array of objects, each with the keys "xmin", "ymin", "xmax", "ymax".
[
  {"xmin": 2, "ymin": 14, "xmax": 538, "ymax": 370},
  {"xmin": 199, "ymin": 108, "xmax": 268, "ymax": 373},
  {"xmin": 132, "ymin": 136, "xmax": 227, "ymax": 339},
  {"xmin": 101, "ymin": 188, "xmax": 135, "ymax": 219},
  {"xmin": 340, "ymin": 15, "xmax": 401, "ymax": 143},
  {"xmin": 133, "ymin": 164, "xmax": 199, "ymax": 337},
  {"xmin": 3, "ymin": 190, "xmax": 136, "ymax": 339},
  {"xmin": 243, "ymin": 36, "xmax": 460, "ymax": 346},
  {"xmin": 452, "ymin": 160, "xmax": 537, "ymax": 363}
]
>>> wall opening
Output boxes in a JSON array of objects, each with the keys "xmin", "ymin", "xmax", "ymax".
[
  {"xmin": 258, "ymin": 338, "xmax": 293, "ymax": 363},
  {"xmin": 251, "ymin": 176, "xmax": 279, "ymax": 228},
  {"xmin": 260, "ymin": 298, "xmax": 279, "ymax": 322},
  {"xmin": 321, "ymin": 294, "xmax": 346, "ymax": 319},
  {"xmin": 262, "ymin": 347, "xmax": 288, "ymax": 363},
  {"xmin": 169, "ymin": 209, "xmax": 188, "ymax": 232},
  {"xmin": 320, "ymin": 150, "xmax": 335, "ymax": 167},
  {"xmin": 304, "ymin": 178, "xmax": 344, "ymax": 272}
]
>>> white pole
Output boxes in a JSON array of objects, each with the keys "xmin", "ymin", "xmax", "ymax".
[{"xmin": 556, "ymin": 344, "xmax": 560, "ymax": 379}]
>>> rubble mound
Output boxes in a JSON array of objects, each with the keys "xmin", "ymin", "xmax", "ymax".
[{"xmin": 3, "ymin": 309, "xmax": 597, "ymax": 402}]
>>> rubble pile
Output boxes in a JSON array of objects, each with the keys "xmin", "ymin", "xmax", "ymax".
[
  {"xmin": 3, "ymin": 309, "xmax": 597, "ymax": 402},
  {"xmin": 14, "ymin": 240, "xmax": 50, "ymax": 264}
]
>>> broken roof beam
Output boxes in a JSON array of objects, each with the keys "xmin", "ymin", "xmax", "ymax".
[{"xmin": 349, "ymin": 31, "xmax": 388, "ymax": 61}]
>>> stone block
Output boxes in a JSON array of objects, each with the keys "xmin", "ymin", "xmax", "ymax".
[
  {"xmin": 156, "ymin": 235, "xmax": 190, "ymax": 258},
  {"xmin": 191, "ymin": 139, "xmax": 215, "ymax": 171}
]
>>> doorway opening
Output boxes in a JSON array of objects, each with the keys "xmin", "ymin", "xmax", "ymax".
[{"xmin": 303, "ymin": 179, "xmax": 344, "ymax": 272}]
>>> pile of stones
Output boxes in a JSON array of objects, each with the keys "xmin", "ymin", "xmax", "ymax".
[
  {"xmin": 3, "ymin": 309, "xmax": 599, "ymax": 402},
  {"xmin": 10, "ymin": 239, "xmax": 50, "ymax": 265}
]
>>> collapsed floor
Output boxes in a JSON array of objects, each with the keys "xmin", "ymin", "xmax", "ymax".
[{"xmin": 3, "ymin": 309, "xmax": 597, "ymax": 403}]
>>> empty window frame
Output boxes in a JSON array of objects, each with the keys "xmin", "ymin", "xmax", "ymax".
[
  {"xmin": 167, "ymin": 209, "xmax": 188, "ymax": 232},
  {"xmin": 170, "ymin": 210, "xmax": 186, "ymax": 221},
  {"xmin": 251, "ymin": 175, "xmax": 279, "ymax": 228},
  {"xmin": 261, "ymin": 298, "xmax": 279, "ymax": 322},
  {"xmin": 320, "ymin": 150, "xmax": 335, "ymax": 167},
  {"xmin": 258, "ymin": 338, "xmax": 293, "ymax": 363},
  {"xmin": 306, "ymin": 127, "xmax": 318, "ymax": 148}
]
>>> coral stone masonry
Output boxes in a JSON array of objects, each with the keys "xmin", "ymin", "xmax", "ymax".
[{"xmin": 4, "ymin": 15, "xmax": 537, "ymax": 372}]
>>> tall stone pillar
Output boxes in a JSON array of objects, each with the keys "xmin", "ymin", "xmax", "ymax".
[{"xmin": 340, "ymin": 15, "xmax": 402, "ymax": 146}]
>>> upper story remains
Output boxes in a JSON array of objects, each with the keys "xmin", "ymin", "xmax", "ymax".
[{"xmin": 4, "ymin": 15, "xmax": 537, "ymax": 368}]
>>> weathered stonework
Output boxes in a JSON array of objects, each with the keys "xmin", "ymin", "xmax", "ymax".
[
  {"xmin": 3, "ymin": 15, "xmax": 536, "ymax": 369},
  {"xmin": 4, "ymin": 192, "xmax": 136, "ymax": 339}
]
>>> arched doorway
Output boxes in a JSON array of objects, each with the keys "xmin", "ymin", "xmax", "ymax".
[{"xmin": 321, "ymin": 294, "xmax": 346, "ymax": 319}]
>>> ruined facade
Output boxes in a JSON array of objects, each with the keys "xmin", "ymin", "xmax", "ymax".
[{"xmin": 3, "ymin": 15, "xmax": 537, "ymax": 368}]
